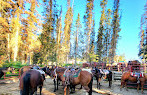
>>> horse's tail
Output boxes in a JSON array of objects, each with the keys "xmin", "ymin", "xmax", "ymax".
[
  {"xmin": 88, "ymin": 74, "xmax": 93, "ymax": 95},
  {"xmin": 23, "ymin": 73, "xmax": 31, "ymax": 95}
]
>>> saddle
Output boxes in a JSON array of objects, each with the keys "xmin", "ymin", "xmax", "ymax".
[
  {"xmin": 131, "ymin": 72, "xmax": 144, "ymax": 83},
  {"xmin": 100, "ymin": 69, "xmax": 109, "ymax": 75},
  {"xmin": 64, "ymin": 67, "xmax": 81, "ymax": 85},
  {"xmin": 130, "ymin": 72, "xmax": 144, "ymax": 78},
  {"xmin": 64, "ymin": 67, "xmax": 81, "ymax": 78},
  {"xmin": 71, "ymin": 68, "xmax": 81, "ymax": 78}
]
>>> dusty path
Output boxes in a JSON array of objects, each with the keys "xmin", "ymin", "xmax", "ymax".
[{"xmin": 0, "ymin": 77, "xmax": 147, "ymax": 95}]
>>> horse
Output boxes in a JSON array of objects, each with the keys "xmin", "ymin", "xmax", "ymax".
[
  {"xmin": 0, "ymin": 67, "xmax": 14, "ymax": 79},
  {"xmin": 92, "ymin": 67, "xmax": 112, "ymax": 89},
  {"xmin": 41, "ymin": 66, "xmax": 56, "ymax": 77},
  {"xmin": 19, "ymin": 69, "xmax": 45, "ymax": 95},
  {"xmin": 53, "ymin": 66, "xmax": 66, "ymax": 92},
  {"xmin": 19, "ymin": 66, "xmax": 32, "ymax": 78},
  {"xmin": 64, "ymin": 67, "xmax": 93, "ymax": 95},
  {"xmin": 120, "ymin": 71, "xmax": 146, "ymax": 93},
  {"xmin": 42, "ymin": 66, "xmax": 66, "ymax": 92}
]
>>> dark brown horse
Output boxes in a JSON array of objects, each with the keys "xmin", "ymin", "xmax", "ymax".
[
  {"xmin": 64, "ymin": 68, "xmax": 93, "ymax": 95},
  {"xmin": 19, "ymin": 69, "xmax": 45, "ymax": 95},
  {"xmin": 92, "ymin": 67, "xmax": 112, "ymax": 89},
  {"xmin": 120, "ymin": 71, "xmax": 146, "ymax": 93},
  {"xmin": 43, "ymin": 66, "xmax": 66, "ymax": 92},
  {"xmin": 0, "ymin": 67, "xmax": 13, "ymax": 79},
  {"xmin": 19, "ymin": 66, "xmax": 32, "ymax": 78}
]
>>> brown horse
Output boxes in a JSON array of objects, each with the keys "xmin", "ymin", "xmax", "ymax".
[
  {"xmin": 64, "ymin": 68, "xmax": 93, "ymax": 95},
  {"xmin": 120, "ymin": 71, "xmax": 146, "ymax": 93},
  {"xmin": 19, "ymin": 66, "xmax": 32, "ymax": 78},
  {"xmin": 44, "ymin": 66, "xmax": 66, "ymax": 92},
  {"xmin": 53, "ymin": 67, "xmax": 66, "ymax": 92},
  {"xmin": 19, "ymin": 69, "xmax": 45, "ymax": 95}
]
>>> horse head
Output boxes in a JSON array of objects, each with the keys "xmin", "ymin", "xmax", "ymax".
[{"xmin": 64, "ymin": 68, "xmax": 72, "ymax": 86}]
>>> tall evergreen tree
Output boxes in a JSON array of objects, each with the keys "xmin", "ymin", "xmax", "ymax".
[
  {"xmin": 39, "ymin": 0, "xmax": 56, "ymax": 64},
  {"xmin": 97, "ymin": 0, "xmax": 107, "ymax": 63},
  {"xmin": 89, "ymin": 19, "xmax": 96, "ymax": 63},
  {"xmin": 84, "ymin": 0, "xmax": 94, "ymax": 62},
  {"xmin": 63, "ymin": 0, "xmax": 73, "ymax": 63},
  {"xmin": 74, "ymin": 13, "xmax": 82, "ymax": 65},
  {"xmin": 109, "ymin": 0, "xmax": 121, "ymax": 64},
  {"xmin": 56, "ymin": 6, "xmax": 63, "ymax": 64},
  {"xmin": 139, "ymin": 2, "xmax": 147, "ymax": 63},
  {"xmin": 103, "ymin": 9, "xmax": 112, "ymax": 64}
]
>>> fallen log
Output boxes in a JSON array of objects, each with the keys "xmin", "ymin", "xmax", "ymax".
[
  {"xmin": 92, "ymin": 88, "xmax": 111, "ymax": 95},
  {"xmin": 92, "ymin": 88, "xmax": 121, "ymax": 95}
]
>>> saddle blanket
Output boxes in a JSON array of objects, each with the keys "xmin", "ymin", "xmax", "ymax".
[
  {"xmin": 82, "ymin": 68, "xmax": 92, "ymax": 74},
  {"xmin": 63, "ymin": 68, "xmax": 81, "ymax": 78},
  {"xmin": 131, "ymin": 72, "xmax": 144, "ymax": 77},
  {"xmin": 100, "ymin": 69, "xmax": 109, "ymax": 74},
  {"xmin": 34, "ymin": 69, "xmax": 45, "ymax": 75}
]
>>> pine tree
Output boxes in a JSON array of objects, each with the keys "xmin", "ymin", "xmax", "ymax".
[
  {"xmin": 74, "ymin": 13, "xmax": 82, "ymax": 66},
  {"xmin": 103, "ymin": 9, "xmax": 112, "ymax": 64},
  {"xmin": 63, "ymin": 0, "xmax": 73, "ymax": 63},
  {"xmin": 56, "ymin": 6, "xmax": 63, "ymax": 64},
  {"xmin": 97, "ymin": 0, "xmax": 107, "ymax": 63},
  {"xmin": 39, "ymin": 0, "xmax": 57, "ymax": 64},
  {"xmin": 84, "ymin": 0, "xmax": 94, "ymax": 62},
  {"xmin": 109, "ymin": 0, "xmax": 121, "ymax": 64},
  {"xmin": 139, "ymin": 2, "xmax": 147, "ymax": 63},
  {"xmin": 89, "ymin": 19, "xmax": 96, "ymax": 63}
]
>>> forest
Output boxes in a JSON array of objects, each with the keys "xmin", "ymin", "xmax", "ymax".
[{"xmin": 0, "ymin": 0, "xmax": 146, "ymax": 67}]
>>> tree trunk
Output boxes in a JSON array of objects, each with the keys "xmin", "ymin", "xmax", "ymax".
[
  {"xmin": 14, "ymin": 26, "xmax": 19, "ymax": 61},
  {"xmin": 7, "ymin": 33, "xmax": 10, "ymax": 62}
]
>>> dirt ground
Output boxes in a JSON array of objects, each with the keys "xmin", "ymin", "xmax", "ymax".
[{"xmin": 0, "ymin": 76, "xmax": 147, "ymax": 95}]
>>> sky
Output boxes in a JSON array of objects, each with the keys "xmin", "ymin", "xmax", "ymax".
[{"xmin": 37, "ymin": 0, "xmax": 146, "ymax": 62}]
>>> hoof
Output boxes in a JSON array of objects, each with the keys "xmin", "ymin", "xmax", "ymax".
[{"xmin": 70, "ymin": 91, "xmax": 75, "ymax": 94}]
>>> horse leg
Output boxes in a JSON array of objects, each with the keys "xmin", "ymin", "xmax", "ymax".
[
  {"xmin": 137, "ymin": 83, "xmax": 139, "ymax": 93},
  {"xmin": 53, "ymin": 78, "xmax": 56, "ymax": 92},
  {"xmin": 34, "ymin": 87, "xmax": 37, "ymax": 95},
  {"xmin": 83, "ymin": 86, "xmax": 90, "ymax": 93},
  {"xmin": 64, "ymin": 86, "xmax": 67, "ymax": 95},
  {"xmin": 120, "ymin": 81, "xmax": 123, "ymax": 91},
  {"xmin": 109, "ymin": 80, "xmax": 112, "ymax": 88},
  {"xmin": 98, "ymin": 78, "xmax": 101, "ymax": 89},
  {"xmin": 57, "ymin": 78, "xmax": 59, "ymax": 90},
  {"xmin": 70, "ymin": 84, "xmax": 75, "ymax": 93},
  {"xmin": 39, "ymin": 86, "xmax": 42, "ymax": 95},
  {"xmin": 125, "ymin": 81, "xmax": 128, "ymax": 91},
  {"xmin": 80, "ymin": 85, "xmax": 82, "ymax": 89},
  {"xmin": 96, "ymin": 77, "xmax": 98, "ymax": 88},
  {"xmin": 20, "ymin": 90, "xmax": 22, "ymax": 95},
  {"xmin": 30, "ymin": 88, "xmax": 35, "ymax": 95},
  {"xmin": 108, "ymin": 73, "xmax": 112, "ymax": 88},
  {"xmin": 88, "ymin": 77, "xmax": 93, "ymax": 95},
  {"xmin": 67, "ymin": 85, "xmax": 70, "ymax": 95},
  {"xmin": 141, "ymin": 81, "xmax": 145, "ymax": 94}
]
